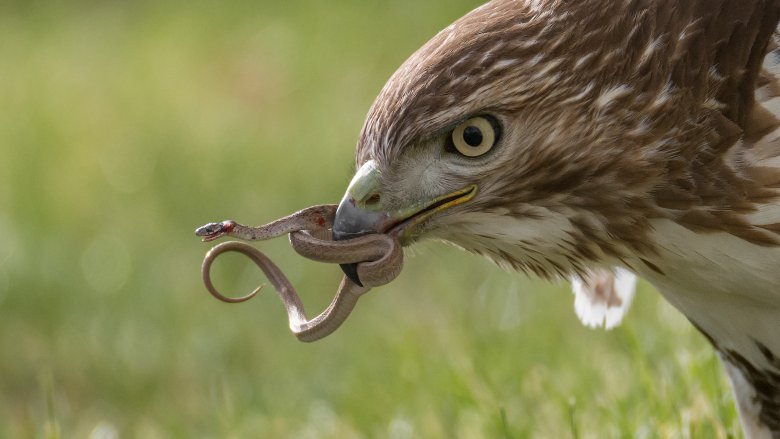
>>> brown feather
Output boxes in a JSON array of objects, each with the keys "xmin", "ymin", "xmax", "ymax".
[{"xmin": 358, "ymin": 0, "xmax": 780, "ymax": 262}]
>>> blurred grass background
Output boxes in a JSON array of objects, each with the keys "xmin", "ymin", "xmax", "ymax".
[{"xmin": 0, "ymin": 1, "xmax": 740, "ymax": 437}]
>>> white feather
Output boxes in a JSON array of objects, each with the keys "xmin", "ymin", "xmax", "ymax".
[
  {"xmin": 571, "ymin": 267, "xmax": 637, "ymax": 330},
  {"xmin": 640, "ymin": 219, "xmax": 780, "ymax": 369}
]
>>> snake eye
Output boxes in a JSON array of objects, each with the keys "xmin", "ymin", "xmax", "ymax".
[{"xmin": 449, "ymin": 116, "xmax": 499, "ymax": 157}]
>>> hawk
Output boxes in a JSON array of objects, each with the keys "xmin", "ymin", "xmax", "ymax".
[{"xmin": 329, "ymin": 0, "xmax": 780, "ymax": 436}]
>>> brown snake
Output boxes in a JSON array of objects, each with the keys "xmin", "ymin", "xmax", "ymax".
[{"xmin": 195, "ymin": 205, "xmax": 402, "ymax": 342}]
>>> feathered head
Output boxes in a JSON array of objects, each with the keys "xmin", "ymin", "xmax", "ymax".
[{"xmin": 332, "ymin": 0, "xmax": 780, "ymax": 283}]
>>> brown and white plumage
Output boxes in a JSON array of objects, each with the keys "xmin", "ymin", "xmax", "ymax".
[{"xmin": 330, "ymin": 0, "xmax": 780, "ymax": 436}]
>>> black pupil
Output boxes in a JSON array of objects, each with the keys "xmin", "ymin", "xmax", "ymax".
[{"xmin": 462, "ymin": 126, "xmax": 483, "ymax": 147}]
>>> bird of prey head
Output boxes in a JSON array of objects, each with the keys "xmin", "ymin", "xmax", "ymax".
[
  {"xmin": 334, "ymin": 0, "xmax": 779, "ymax": 280},
  {"xmin": 330, "ymin": 0, "xmax": 780, "ymax": 435}
]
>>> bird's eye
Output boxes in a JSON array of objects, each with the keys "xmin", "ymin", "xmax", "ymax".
[{"xmin": 449, "ymin": 116, "xmax": 499, "ymax": 157}]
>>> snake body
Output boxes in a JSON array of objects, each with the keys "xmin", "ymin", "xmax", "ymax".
[{"xmin": 196, "ymin": 205, "xmax": 402, "ymax": 342}]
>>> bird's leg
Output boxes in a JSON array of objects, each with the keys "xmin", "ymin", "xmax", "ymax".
[{"xmin": 195, "ymin": 204, "xmax": 336, "ymax": 242}]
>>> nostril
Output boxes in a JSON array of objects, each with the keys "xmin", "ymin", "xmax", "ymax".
[{"xmin": 364, "ymin": 193, "xmax": 381, "ymax": 206}]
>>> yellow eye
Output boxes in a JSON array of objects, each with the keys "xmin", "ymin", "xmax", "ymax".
[{"xmin": 451, "ymin": 116, "xmax": 497, "ymax": 157}]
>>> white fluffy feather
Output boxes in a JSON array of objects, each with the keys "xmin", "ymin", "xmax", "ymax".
[{"xmin": 571, "ymin": 267, "xmax": 637, "ymax": 329}]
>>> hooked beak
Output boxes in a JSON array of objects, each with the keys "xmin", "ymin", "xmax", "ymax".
[{"xmin": 332, "ymin": 160, "xmax": 476, "ymax": 286}]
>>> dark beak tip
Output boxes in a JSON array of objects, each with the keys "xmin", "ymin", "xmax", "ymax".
[
  {"xmin": 331, "ymin": 229, "xmax": 350, "ymax": 242},
  {"xmin": 339, "ymin": 263, "xmax": 363, "ymax": 287},
  {"xmin": 333, "ymin": 191, "xmax": 384, "ymax": 288}
]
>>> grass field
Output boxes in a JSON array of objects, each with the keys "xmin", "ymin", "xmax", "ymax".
[{"xmin": 0, "ymin": 1, "xmax": 741, "ymax": 437}]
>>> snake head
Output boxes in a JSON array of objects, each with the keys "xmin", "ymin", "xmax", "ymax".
[{"xmin": 195, "ymin": 220, "xmax": 236, "ymax": 242}]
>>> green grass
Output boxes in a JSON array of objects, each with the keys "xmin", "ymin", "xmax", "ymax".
[{"xmin": 0, "ymin": 1, "xmax": 740, "ymax": 437}]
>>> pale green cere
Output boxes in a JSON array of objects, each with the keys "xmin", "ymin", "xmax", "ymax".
[
  {"xmin": 347, "ymin": 161, "xmax": 381, "ymax": 209},
  {"xmin": 0, "ymin": 1, "xmax": 740, "ymax": 438}
]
